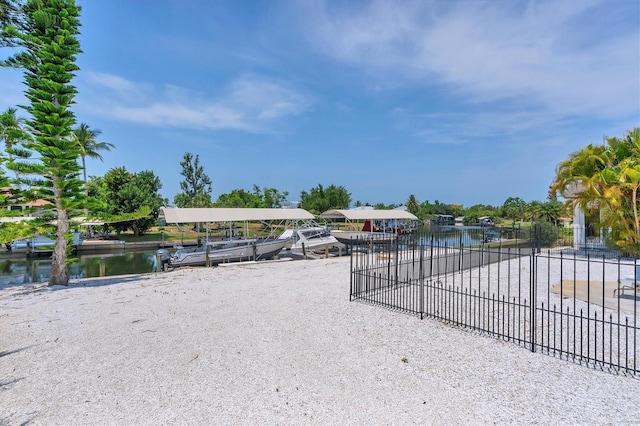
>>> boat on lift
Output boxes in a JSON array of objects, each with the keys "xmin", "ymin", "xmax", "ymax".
[
  {"xmin": 163, "ymin": 237, "xmax": 289, "ymax": 267},
  {"xmin": 278, "ymin": 220, "xmax": 343, "ymax": 253},
  {"xmin": 156, "ymin": 207, "xmax": 316, "ymax": 267}
]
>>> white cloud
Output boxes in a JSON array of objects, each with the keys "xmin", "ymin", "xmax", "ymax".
[
  {"xmin": 302, "ymin": 0, "xmax": 639, "ymax": 119},
  {"xmin": 227, "ymin": 78, "xmax": 311, "ymax": 121},
  {"xmin": 86, "ymin": 72, "xmax": 144, "ymax": 97},
  {"xmin": 76, "ymin": 73, "xmax": 312, "ymax": 132},
  {"xmin": 396, "ymin": 109, "xmax": 577, "ymax": 145}
]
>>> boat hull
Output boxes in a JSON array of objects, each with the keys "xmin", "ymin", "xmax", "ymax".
[
  {"xmin": 289, "ymin": 235, "xmax": 342, "ymax": 252},
  {"xmin": 282, "ymin": 226, "xmax": 343, "ymax": 252},
  {"xmin": 169, "ymin": 238, "xmax": 288, "ymax": 267},
  {"xmin": 208, "ymin": 238, "xmax": 288, "ymax": 265},
  {"xmin": 331, "ymin": 230, "xmax": 396, "ymax": 246}
]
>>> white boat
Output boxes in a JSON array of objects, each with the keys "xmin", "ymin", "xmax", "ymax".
[
  {"xmin": 330, "ymin": 227, "xmax": 396, "ymax": 245},
  {"xmin": 8, "ymin": 232, "xmax": 84, "ymax": 253},
  {"xmin": 278, "ymin": 221, "xmax": 343, "ymax": 253},
  {"xmin": 10, "ymin": 235, "xmax": 56, "ymax": 252},
  {"xmin": 319, "ymin": 208, "xmax": 418, "ymax": 246},
  {"xmin": 163, "ymin": 238, "xmax": 288, "ymax": 267},
  {"xmin": 207, "ymin": 238, "xmax": 288, "ymax": 264}
]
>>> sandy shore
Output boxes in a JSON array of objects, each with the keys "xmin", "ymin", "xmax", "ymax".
[{"xmin": 1, "ymin": 257, "xmax": 639, "ymax": 425}]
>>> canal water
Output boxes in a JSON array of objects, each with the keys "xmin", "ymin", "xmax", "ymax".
[
  {"xmin": 0, "ymin": 250, "xmax": 160, "ymax": 287},
  {"xmin": 418, "ymin": 225, "xmax": 500, "ymax": 246}
]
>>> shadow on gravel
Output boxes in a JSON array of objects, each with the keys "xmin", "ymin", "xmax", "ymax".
[
  {"xmin": 9, "ymin": 274, "xmax": 151, "ymax": 296},
  {"xmin": 0, "ymin": 345, "xmax": 38, "ymax": 359},
  {"xmin": 0, "ymin": 376, "xmax": 25, "ymax": 389}
]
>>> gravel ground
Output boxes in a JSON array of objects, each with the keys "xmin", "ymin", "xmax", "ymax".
[{"xmin": 1, "ymin": 256, "xmax": 639, "ymax": 425}]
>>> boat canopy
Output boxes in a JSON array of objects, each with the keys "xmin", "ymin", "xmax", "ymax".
[
  {"xmin": 161, "ymin": 207, "xmax": 315, "ymax": 224},
  {"xmin": 319, "ymin": 209, "xmax": 418, "ymax": 221}
]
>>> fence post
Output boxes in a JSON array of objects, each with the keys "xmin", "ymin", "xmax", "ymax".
[
  {"xmin": 530, "ymin": 248, "xmax": 537, "ymax": 352},
  {"xmin": 349, "ymin": 240, "xmax": 353, "ymax": 301},
  {"xmin": 458, "ymin": 233, "xmax": 463, "ymax": 274},
  {"xmin": 429, "ymin": 234, "xmax": 434, "ymax": 278},
  {"xmin": 394, "ymin": 236, "xmax": 399, "ymax": 287},
  {"xmin": 419, "ymin": 241, "xmax": 425, "ymax": 319}
]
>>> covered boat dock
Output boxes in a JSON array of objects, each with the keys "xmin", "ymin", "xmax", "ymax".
[
  {"xmin": 319, "ymin": 208, "xmax": 418, "ymax": 232},
  {"xmin": 319, "ymin": 208, "xmax": 419, "ymax": 245},
  {"xmin": 160, "ymin": 207, "xmax": 316, "ymax": 240}
]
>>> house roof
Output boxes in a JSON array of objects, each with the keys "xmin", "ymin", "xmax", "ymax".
[
  {"xmin": 160, "ymin": 207, "xmax": 315, "ymax": 224},
  {"xmin": 28, "ymin": 199, "xmax": 51, "ymax": 207}
]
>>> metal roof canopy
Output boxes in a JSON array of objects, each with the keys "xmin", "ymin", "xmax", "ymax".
[
  {"xmin": 161, "ymin": 207, "xmax": 315, "ymax": 224},
  {"xmin": 319, "ymin": 209, "xmax": 418, "ymax": 221}
]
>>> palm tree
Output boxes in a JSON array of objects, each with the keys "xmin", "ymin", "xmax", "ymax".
[
  {"xmin": 526, "ymin": 200, "xmax": 542, "ymax": 222},
  {"xmin": 0, "ymin": 107, "xmax": 21, "ymax": 150},
  {"xmin": 603, "ymin": 129, "xmax": 640, "ymax": 253},
  {"xmin": 550, "ymin": 128, "xmax": 640, "ymax": 256},
  {"xmin": 538, "ymin": 201, "xmax": 563, "ymax": 225},
  {"xmin": 73, "ymin": 123, "xmax": 114, "ymax": 184},
  {"xmin": 406, "ymin": 194, "xmax": 419, "ymax": 215},
  {"xmin": 0, "ymin": 107, "xmax": 31, "ymax": 183},
  {"xmin": 0, "ymin": 106, "xmax": 29, "ymax": 155}
]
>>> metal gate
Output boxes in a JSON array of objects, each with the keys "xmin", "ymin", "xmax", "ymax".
[{"xmin": 349, "ymin": 236, "xmax": 639, "ymax": 376}]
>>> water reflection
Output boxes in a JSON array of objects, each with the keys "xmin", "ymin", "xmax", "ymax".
[
  {"xmin": 0, "ymin": 250, "xmax": 159, "ymax": 287},
  {"xmin": 418, "ymin": 225, "xmax": 496, "ymax": 246}
]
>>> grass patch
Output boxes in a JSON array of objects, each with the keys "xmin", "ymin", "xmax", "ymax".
[{"xmin": 115, "ymin": 226, "xmax": 199, "ymax": 243}]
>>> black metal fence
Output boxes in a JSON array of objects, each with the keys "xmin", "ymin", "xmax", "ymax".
[{"xmin": 349, "ymin": 234, "xmax": 639, "ymax": 376}]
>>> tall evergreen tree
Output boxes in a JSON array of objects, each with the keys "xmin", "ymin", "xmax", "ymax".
[
  {"xmin": 2, "ymin": 0, "xmax": 83, "ymax": 285},
  {"xmin": 173, "ymin": 152, "xmax": 212, "ymax": 208}
]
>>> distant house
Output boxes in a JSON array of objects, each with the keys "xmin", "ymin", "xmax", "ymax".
[
  {"xmin": 3, "ymin": 199, "xmax": 51, "ymax": 216},
  {"xmin": 1, "ymin": 188, "xmax": 51, "ymax": 217},
  {"xmin": 430, "ymin": 214, "xmax": 454, "ymax": 225}
]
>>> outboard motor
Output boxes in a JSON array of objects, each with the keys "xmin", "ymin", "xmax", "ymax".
[{"xmin": 155, "ymin": 248, "xmax": 172, "ymax": 271}]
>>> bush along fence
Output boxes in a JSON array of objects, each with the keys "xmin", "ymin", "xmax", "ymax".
[{"xmin": 349, "ymin": 233, "xmax": 639, "ymax": 376}]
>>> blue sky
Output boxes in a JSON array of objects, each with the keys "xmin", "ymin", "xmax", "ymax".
[{"xmin": 1, "ymin": 0, "xmax": 638, "ymax": 208}]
